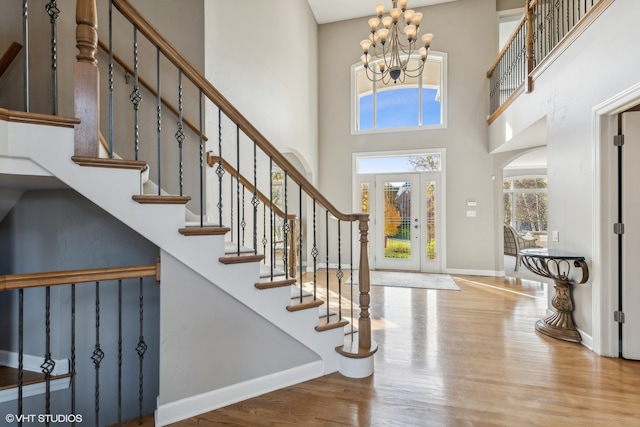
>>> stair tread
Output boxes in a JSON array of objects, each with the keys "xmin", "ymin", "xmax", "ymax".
[
  {"xmin": 316, "ymin": 318, "xmax": 350, "ymax": 332},
  {"xmin": 287, "ymin": 297, "xmax": 324, "ymax": 312},
  {"xmin": 132, "ymin": 195, "xmax": 191, "ymax": 204},
  {"xmin": 179, "ymin": 226, "xmax": 230, "ymax": 236}
]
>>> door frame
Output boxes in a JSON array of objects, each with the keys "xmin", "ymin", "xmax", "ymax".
[
  {"xmin": 352, "ymin": 149, "xmax": 447, "ymax": 273},
  {"xmin": 593, "ymin": 82, "xmax": 640, "ymax": 357}
]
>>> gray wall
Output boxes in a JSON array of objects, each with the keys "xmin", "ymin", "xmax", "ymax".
[
  {"xmin": 318, "ymin": 0, "xmax": 499, "ymax": 273},
  {"xmin": 0, "ymin": 190, "xmax": 160, "ymax": 425},
  {"xmin": 159, "ymin": 251, "xmax": 319, "ymax": 405}
]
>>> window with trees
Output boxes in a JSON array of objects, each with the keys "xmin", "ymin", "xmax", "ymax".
[
  {"xmin": 503, "ymin": 176, "xmax": 547, "ymax": 233},
  {"xmin": 352, "ymin": 52, "xmax": 447, "ymax": 133}
]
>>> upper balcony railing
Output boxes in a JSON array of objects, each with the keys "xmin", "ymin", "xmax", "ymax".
[{"xmin": 487, "ymin": 0, "xmax": 611, "ymax": 123}]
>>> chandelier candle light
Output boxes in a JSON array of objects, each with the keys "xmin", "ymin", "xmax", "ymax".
[{"xmin": 360, "ymin": 0, "xmax": 433, "ymax": 84}]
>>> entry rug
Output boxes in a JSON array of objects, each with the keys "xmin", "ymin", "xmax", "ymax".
[{"xmin": 348, "ymin": 270, "xmax": 460, "ymax": 291}]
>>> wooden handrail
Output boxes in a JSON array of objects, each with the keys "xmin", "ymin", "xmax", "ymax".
[
  {"xmin": 96, "ymin": 39, "xmax": 207, "ymax": 142},
  {"xmin": 0, "ymin": 42, "xmax": 22, "ymax": 79},
  {"xmin": 0, "ymin": 262, "xmax": 160, "ymax": 292},
  {"xmin": 111, "ymin": 0, "xmax": 367, "ymax": 225},
  {"xmin": 0, "ymin": 108, "xmax": 79, "ymax": 128},
  {"xmin": 207, "ymin": 152, "xmax": 299, "ymax": 277},
  {"xmin": 206, "ymin": 153, "xmax": 296, "ymax": 221}
]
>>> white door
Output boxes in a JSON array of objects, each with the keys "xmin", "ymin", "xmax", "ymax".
[
  {"xmin": 365, "ymin": 173, "xmax": 441, "ymax": 272},
  {"xmin": 621, "ymin": 111, "xmax": 640, "ymax": 359}
]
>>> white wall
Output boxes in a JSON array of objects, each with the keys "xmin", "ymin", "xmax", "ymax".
[
  {"xmin": 488, "ymin": 0, "xmax": 640, "ymax": 340},
  {"xmin": 203, "ymin": 1, "xmax": 319, "ymax": 183},
  {"xmin": 318, "ymin": 0, "xmax": 499, "ymax": 273}
]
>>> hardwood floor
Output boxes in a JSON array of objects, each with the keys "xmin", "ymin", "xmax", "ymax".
[{"xmin": 170, "ymin": 273, "xmax": 640, "ymax": 426}]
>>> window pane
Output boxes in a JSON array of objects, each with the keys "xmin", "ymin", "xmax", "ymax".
[
  {"xmin": 376, "ymin": 88, "xmax": 419, "ymax": 129},
  {"xmin": 356, "ymin": 67, "xmax": 374, "ymax": 131},
  {"xmin": 422, "ymin": 88, "xmax": 441, "ymax": 125},
  {"xmin": 359, "ymin": 93, "xmax": 374, "ymax": 131},
  {"xmin": 513, "ymin": 192, "xmax": 547, "ymax": 232},
  {"xmin": 383, "ymin": 181, "xmax": 411, "ymax": 259},
  {"xmin": 353, "ymin": 53, "xmax": 445, "ymax": 132},
  {"xmin": 358, "ymin": 154, "xmax": 441, "ymax": 173},
  {"xmin": 360, "ymin": 182, "xmax": 370, "ymax": 213},
  {"xmin": 426, "ymin": 180, "xmax": 436, "ymax": 260}
]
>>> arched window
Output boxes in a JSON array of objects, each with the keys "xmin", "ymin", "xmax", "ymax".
[{"xmin": 352, "ymin": 51, "xmax": 447, "ymax": 133}]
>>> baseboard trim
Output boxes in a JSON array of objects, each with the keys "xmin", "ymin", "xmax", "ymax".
[
  {"xmin": 0, "ymin": 349, "xmax": 69, "ymax": 376},
  {"xmin": 155, "ymin": 361, "xmax": 324, "ymax": 426},
  {"xmin": 0, "ymin": 349, "xmax": 70, "ymax": 404},
  {"xmin": 445, "ymin": 268, "xmax": 502, "ymax": 277}
]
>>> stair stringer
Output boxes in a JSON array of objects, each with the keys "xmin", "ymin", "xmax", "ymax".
[{"xmin": 3, "ymin": 120, "xmax": 346, "ymax": 395}]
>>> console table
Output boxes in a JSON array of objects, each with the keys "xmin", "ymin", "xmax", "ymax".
[{"xmin": 520, "ymin": 248, "xmax": 589, "ymax": 343}]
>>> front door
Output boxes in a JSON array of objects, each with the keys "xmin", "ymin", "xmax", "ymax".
[{"xmin": 370, "ymin": 173, "xmax": 441, "ymax": 272}]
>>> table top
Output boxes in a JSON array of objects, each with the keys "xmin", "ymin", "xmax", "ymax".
[{"xmin": 520, "ymin": 248, "xmax": 585, "ymax": 261}]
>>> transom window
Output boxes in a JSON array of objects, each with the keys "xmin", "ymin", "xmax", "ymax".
[{"xmin": 352, "ymin": 51, "xmax": 447, "ymax": 133}]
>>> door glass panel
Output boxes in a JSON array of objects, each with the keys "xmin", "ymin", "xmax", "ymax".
[
  {"xmin": 425, "ymin": 180, "xmax": 436, "ymax": 260},
  {"xmin": 383, "ymin": 180, "xmax": 411, "ymax": 259},
  {"xmin": 360, "ymin": 182, "xmax": 370, "ymax": 213}
]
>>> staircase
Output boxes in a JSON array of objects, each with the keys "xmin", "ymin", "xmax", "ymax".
[{"xmin": 0, "ymin": 0, "xmax": 376, "ymax": 424}]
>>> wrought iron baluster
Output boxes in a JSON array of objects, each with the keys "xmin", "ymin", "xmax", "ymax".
[
  {"xmin": 118, "ymin": 280, "xmax": 123, "ymax": 425},
  {"xmin": 312, "ymin": 200, "xmax": 318, "ymax": 299},
  {"xmin": 325, "ymin": 210, "xmax": 330, "ymax": 320},
  {"xmin": 564, "ymin": 0, "xmax": 569, "ymax": 38},
  {"xmin": 108, "ymin": 0, "xmax": 114, "ymax": 157},
  {"xmin": 262, "ymin": 204, "xmax": 268, "ymax": 263},
  {"xmin": 337, "ymin": 220, "xmax": 343, "ymax": 322},
  {"xmin": 230, "ymin": 167, "xmax": 234, "ymax": 242},
  {"xmin": 578, "ymin": 0, "xmax": 582, "ymax": 20},
  {"xmin": 22, "ymin": 0, "xmax": 29, "ymax": 112},
  {"xmin": 236, "ymin": 126, "xmax": 241, "ymax": 255},
  {"xmin": 217, "ymin": 108, "xmax": 224, "ymax": 226},
  {"xmin": 252, "ymin": 141, "xmax": 259, "ymax": 254},
  {"xmin": 199, "ymin": 89, "xmax": 205, "ymax": 226},
  {"xmin": 298, "ymin": 185, "xmax": 304, "ymax": 289},
  {"xmin": 269, "ymin": 159, "xmax": 274, "ymax": 278},
  {"xmin": 156, "ymin": 47, "xmax": 162, "ymax": 195},
  {"xmin": 283, "ymin": 172, "xmax": 289, "ymax": 278},
  {"xmin": 136, "ymin": 278, "xmax": 147, "ymax": 424},
  {"xmin": 92, "ymin": 282, "xmax": 105, "ymax": 427},
  {"xmin": 130, "ymin": 26, "xmax": 142, "ymax": 160},
  {"xmin": 241, "ymin": 187, "xmax": 246, "ymax": 246},
  {"xmin": 18, "ymin": 289, "xmax": 24, "ymax": 425},
  {"xmin": 349, "ymin": 222, "xmax": 355, "ymax": 339},
  {"xmin": 42, "ymin": 286, "xmax": 55, "ymax": 424},
  {"xmin": 46, "ymin": 0, "xmax": 59, "ymax": 115},
  {"xmin": 70, "ymin": 284, "xmax": 76, "ymax": 426},
  {"xmin": 176, "ymin": 70, "xmax": 185, "ymax": 196}
]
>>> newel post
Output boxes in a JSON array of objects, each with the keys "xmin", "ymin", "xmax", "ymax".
[
  {"xmin": 357, "ymin": 216, "xmax": 372, "ymax": 350},
  {"xmin": 74, "ymin": 0, "xmax": 100, "ymax": 157}
]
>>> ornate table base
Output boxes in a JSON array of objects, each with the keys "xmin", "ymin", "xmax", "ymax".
[
  {"xmin": 534, "ymin": 279, "xmax": 581, "ymax": 342},
  {"xmin": 520, "ymin": 249, "xmax": 589, "ymax": 344}
]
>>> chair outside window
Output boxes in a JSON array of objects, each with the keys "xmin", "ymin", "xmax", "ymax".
[{"xmin": 504, "ymin": 224, "xmax": 541, "ymax": 271}]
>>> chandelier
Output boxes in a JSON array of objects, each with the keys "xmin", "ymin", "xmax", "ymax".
[{"xmin": 359, "ymin": 0, "xmax": 433, "ymax": 84}]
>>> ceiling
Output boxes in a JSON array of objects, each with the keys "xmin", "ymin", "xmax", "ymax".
[{"xmin": 307, "ymin": 0, "xmax": 458, "ymax": 25}]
